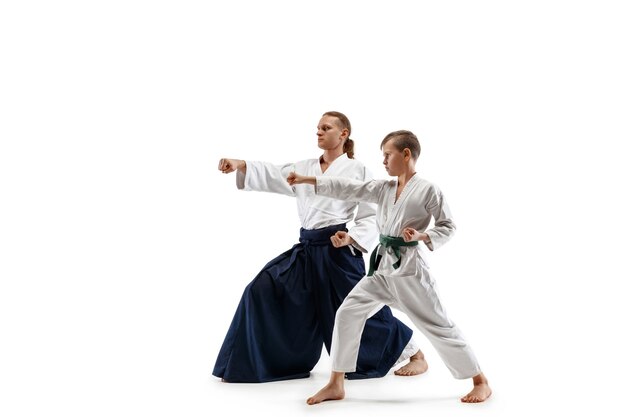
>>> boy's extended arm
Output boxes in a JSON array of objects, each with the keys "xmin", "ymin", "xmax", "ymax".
[
  {"xmin": 315, "ymin": 176, "xmax": 384, "ymax": 205},
  {"xmin": 286, "ymin": 172, "xmax": 316, "ymax": 186}
]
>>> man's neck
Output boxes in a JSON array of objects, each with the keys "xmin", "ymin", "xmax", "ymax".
[{"xmin": 320, "ymin": 150, "xmax": 343, "ymax": 166}]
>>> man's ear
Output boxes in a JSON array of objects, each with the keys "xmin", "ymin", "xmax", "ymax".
[{"xmin": 403, "ymin": 148, "xmax": 411, "ymax": 160}]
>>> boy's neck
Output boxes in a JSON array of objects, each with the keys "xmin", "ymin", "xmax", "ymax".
[{"xmin": 397, "ymin": 168, "xmax": 417, "ymax": 186}]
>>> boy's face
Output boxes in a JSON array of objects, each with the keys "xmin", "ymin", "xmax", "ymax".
[{"xmin": 382, "ymin": 139, "xmax": 407, "ymax": 177}]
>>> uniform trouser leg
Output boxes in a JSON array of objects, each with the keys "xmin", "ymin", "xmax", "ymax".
[
  {"xmin": 313, "ymin": 244, "xmax": 413, "ymax": 379},
  {"xmin": 391, "ymin": 270, "xmax": 481, "ymax": 379},
  {"xmin": 332, "ymin": 271, "xmax": 481, "ymax": 379},
  {"xmin": 212, "ymin": 248, "xmax": 323, "ymax": 383},
  {"xmin": 330, "ymin": 276, "xmax": 395, "ymax": 373}
]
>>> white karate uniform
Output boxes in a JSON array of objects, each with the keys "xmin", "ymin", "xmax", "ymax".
[
  {"xmin": 236, "ymin": 154, "xmax": 419, "ymax": 365},
  {"xmin": 317, "ymin": 174, "xmax": 482, "ymax": 379}
]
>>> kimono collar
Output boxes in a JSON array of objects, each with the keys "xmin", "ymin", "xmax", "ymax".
[
  {"xmin": 319, "ymin": 153, "xmax": 349, "ymax": 175},
  {"xmin": 319, "ymin": 152, "xmax": 348, "ymax": 166}
]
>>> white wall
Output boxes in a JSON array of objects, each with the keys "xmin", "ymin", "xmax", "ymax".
[{"xmin": 1, "ymin": 1, "xmax": 625, "ymax": 416}]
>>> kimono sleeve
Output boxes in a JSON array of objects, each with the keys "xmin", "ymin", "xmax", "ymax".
[
  {"xmin": 236, "ymin": 160, "xmax": 296, "ymax": 197},
  {"xmin": 346, "ymin": 166, "xmax": 378, "ymax": 253},
  {"xmin": 316, "ymin": 176, "xmax": 386, "ymax": 205},
  {"xmin": 423, "ymin": 186, "xmax": 456, "ymax": 251},
  {"xmin": 347, "ymin": 200, "xmax": 377, "ymax": 253}
]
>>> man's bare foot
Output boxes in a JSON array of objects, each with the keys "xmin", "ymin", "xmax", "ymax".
[
  {"xmin": 394, "ymin": 350, "xmax": 428, "ymax": 376},
  {"xmin": 306, "ymin": 383, "xmax": 345, "ymax": 405},
  {"xmin": 461, "ymin": 373, "xmax": 491, "ymax": 403}
]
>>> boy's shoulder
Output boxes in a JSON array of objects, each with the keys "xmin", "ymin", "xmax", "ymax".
[{"xmin": 414, "ymin": 175, "xmax": 442, "ymax": 194}]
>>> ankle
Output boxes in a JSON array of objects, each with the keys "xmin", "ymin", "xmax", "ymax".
[
  {"xmin": 410, "ymin": 350, "xmax": 425, "ymax": 361},
  {"xmin": 472, "ymin": 373, "xmax": 488, "ymax": 386}
]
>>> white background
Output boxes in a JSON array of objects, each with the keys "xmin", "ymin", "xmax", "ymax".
[{"xmin": 1, "ymin": 1, "xmax": 625, "ymax": 416}]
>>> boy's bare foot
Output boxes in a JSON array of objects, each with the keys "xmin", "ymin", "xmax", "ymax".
[
  {"xmin": 394, "ymin": 350, "xmax": 428, "ymax": 376},
  {"xmin": 306, "ymin": 383, "xmax": 345, "ymax": 405},
  {"xmin": 461, "ymin": 373, "xmax": 491, "ymax": 403}
]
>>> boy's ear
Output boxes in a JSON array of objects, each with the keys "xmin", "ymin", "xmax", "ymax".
[{"xmin": 403, "ymin": 148, "xmax": 411, "ymax": 160}]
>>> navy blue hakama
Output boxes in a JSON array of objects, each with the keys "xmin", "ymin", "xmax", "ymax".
[{"xmin": 212, "ymin": 223, "xmax": 413, "ymax": 383}]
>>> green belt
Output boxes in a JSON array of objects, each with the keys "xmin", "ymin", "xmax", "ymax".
[{"xmin": 368, "ymin": 235, "xmax": 418, "ymax": 276}]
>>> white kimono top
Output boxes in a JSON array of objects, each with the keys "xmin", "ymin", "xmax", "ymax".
[
  {"xmin": 315, "ymin": 174, "xmax": 456, "ymax": 277},
  {"xmin": 236, "ymin": 154, "xmax": 378, "ymax": 253}
]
